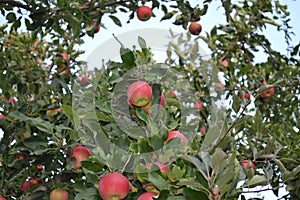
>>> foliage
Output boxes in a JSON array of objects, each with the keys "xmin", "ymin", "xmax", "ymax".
[{"xmin": 0, "ymin": 0, "xmax": 299, "ymax": 200}]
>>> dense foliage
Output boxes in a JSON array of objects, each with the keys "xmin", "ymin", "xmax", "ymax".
[{"xmin": 0, "ymin": 0, "xmax": 299, "ymax": 199}]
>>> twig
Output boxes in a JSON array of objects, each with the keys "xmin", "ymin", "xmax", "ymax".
[{"xmin": 242, "ymin": 184, "xmax": 285, "ymax": 193}]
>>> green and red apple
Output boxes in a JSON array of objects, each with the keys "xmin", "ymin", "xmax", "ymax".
[
  {"xmin": 137, "ymin": 6, "xmax": 152, "ymax": 21},
  {"xmin": 164, "ymin": 131, "xmax": 188, "ymax": 146},
  {"xmin": 137, "ymin": 192, "xmax": 158, "ymax": 200},
  {"xmin": 127, "ymin": 81, "xmax": 152, "ymax": 107},
  {"xmin": 69, "ymin": 145, "xmax": 92, "ymax": 173},
  {"xmin": 189, "ymin": 22, "xmax": 202, "ymax": 35},
  {"xmin": 50, "ymin": 189, "xmax": 69, "ymax": 200},
  {"xmin": 98, "ymin": 173, "xmax": 130, "ymax": 200}
]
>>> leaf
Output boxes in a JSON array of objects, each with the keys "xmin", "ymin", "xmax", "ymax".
[
  {"xmin": 74, "ymin": 187, "xmax": 100, "ymax": 200},
  {"xmin": 148, "ymin": 173, "xmax": 169, "ymax": 190},
  {"xmin": 109, "ymin": 15, "xmax": 122, "ymax": 27},
  {"xmin": 242, "ymin": 175, "xmax": 268, "ymax": 188},
  {"xmin": 181, "ymin": 155, "xmax": 207, "ymax": 179},
  {"xmin": 138, "ymin": 36, "xmax": 147, "ymax": 49},
  {"xmin": 232, "ymin": 93, "xmax": 241, "ymax": 113},
  {"xmin": 183, "ymin": 187, "xmax": 209, "ymax": 200},
  {"xmin": 120, "ymin": 47, "xmax": 136, "ymax": 70},
  {"xmin": 161, "ymin": 12, "xmax": 177, "ymax": 21},
  {"xmin": 6, "ymin": 12, "xmax": 16, "ymax": 23}
]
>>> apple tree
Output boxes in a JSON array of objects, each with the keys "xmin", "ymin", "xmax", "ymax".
[{"xmin": 0, "ymin": 0, "xmax": 299, "ymax": 200}]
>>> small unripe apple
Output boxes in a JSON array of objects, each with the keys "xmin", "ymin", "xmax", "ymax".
[
  {"xmin": 20, "ymin": 181, "xmax": 31, "ymax": 191},
  {"xmin": 137, "ymin": 192, "xmax": 158, "ymax": 200},
  {"xmin": 146, "ymin": 162, "xmax": 170, "ymax": 176},
  {"xmin": 92, "ymin": 20, "xmax": 100, "ymax": 33},
  {"xmin": 81, "ymin": 76, "xmax": 89, "ymax": 86},
  {"xmin": 195, "ymin": 102, "xmax": 203, "ymax": 112},
  {"xmin": 242, "ymin": 160, "xmax": 256, "ymax": 172},
  {"xmin": 259, "ymin": 83, "xmax": 274, "ymax": 99},
  {"xmin": 0, "ymin": 196, "xmax": 6, "ymax": 200},
  {"xmin": 164, "ymin": 131, "xmax": 188, "ymax": 146},
  {"xmin": 189, "ymin": 22, "xmax": 202, "ymax": 35},
  {"xmin": 50, "ymin": 189, "xmax": 69, "ymax": 200},
  {"xmin": 127, "ymin": 81, "xmax": 152, "ymax": 107},
  {"xmin": 98, "ymin": 173, "xmax": 130, "ymax": 200},
  {"xmin": 70, "ymin": 145, "xmax": 92, "ymax": 173},
  {"xmin": 137, "ymin": 6, "xmax": 152, "ymax": 21}
]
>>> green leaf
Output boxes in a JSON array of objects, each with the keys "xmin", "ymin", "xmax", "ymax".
[
  {"xmin": 242, "ymin": 175, "xmax": 268, "ymax": 188},
  {"xmin": 74, "ymin": 187, "xmax": 100, "ymax": 200},
  {"xmin": 6, "ymin": 12, "xmax": 16, "ymax": 23},
  {"xmin": 161, "ymin": 12, "xmax": 177, "ymax": 21},
  {"xmin": 120, "ymin": 47, "xmax": 136, "ymax": 70},
  {"xmin": 138, "ymin": 36, "xmax": 147, "ymax": 49},
  {"xmin": 109, "ymin": 15, "xmax": 122, "ymax": 27},
  {"xmin": 183, "ymin": 187, "xmax": 209, "ymax": 200},
  {"xmin": 181, "ymin": 155, "xmax": 207, "ymax": 179},
  {"xmin": 148, "ymin": 173, "xmax": 169, "ymax": 190},
  {"xmin": 232, "ymin": 93, "xmax": 241, "ymax": 113}
]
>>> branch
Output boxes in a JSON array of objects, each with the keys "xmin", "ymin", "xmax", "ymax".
[
  {"xmin": 242, "ymin": 184, "xmax": 285, "ymax": 193},
  {"xmin": 214, "ymin": 99, "xmax": 252, "ymax": 147},
  {"xmin": 0, "ymin": 0, "xmax": 32, "ymax": 12}
]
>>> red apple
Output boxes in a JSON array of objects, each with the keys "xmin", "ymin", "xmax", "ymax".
[
  {"xmin": 30, "ymin": 178, "xmax": 39, "ymax": 186},
  {"xmin": 137, "ymin": 192, "xmax": 158, "ymax": 200},
  {"xmin": 81, "ymin": 76, "xmax": 89, "ymax": 86},
  {"xmin": 160, "ymin": 93, "xmax": 165, "ymax": 108},
  {"xmin": 0, "ymin": 196, "xmax": 6, "ymax": 200},
  {"xmin": 127, "ymin": 81, "xmax": 152, "ymax": 107},
  {"xmin": 215, "ymin": 82, "xmax": 225, "ymax": 93},
  {"xmin": 200, "ymin": 127, "xmax": 206, "ymax": 135},
  {"xmin": 164, "ymin": 131, "xmax": 188, "ymax": 146},
  {"xmin": 146, "ymin": 162, "xmax": 170, "ymax": 176},
  {"xmin": 36, "ymin": 165, "xmax": 44, "ymax": 170},
  {"xmin": 242, "ymin": 160, "xmax": 256, "ymax": 172},
  {"xmin": 137, "ymin": 6, "xmax": 152, "ymax": 21},
  {"xmin": 70, "ymin": 145, "xmax": 92, "ymax": 173},
  {"xmin": 195, "ymin": 102, "xmax": 203, "ymax": 112},
  {"xmin": 98, "ymin": 173, "xmax": 130, "ymax": 200},
  {"xmin": 92, "ymin": 20, "xmax": 100, "ymax": 33},
  {"xmin": 0, "ymin": 114, "xmax": 6, "ymax": 120},
  {"xmin": 259, "ymin": 83, "xmax": 274, "ymax": 99},
  {"xmin": 240, "ymin": 93, "xmax": 251, "ymax": 101},
  {"xmin": 221, "ymin": 60, "xmax": 229, "ymax": 68},
  {"xmin": 20, "ymin": 181, "xmax": 30, "ymax": 191},
  {"xmin": 61, "ymin": 52, "xmax": 69, "ymax": 60},
  {"xmin": 65, "ymin": 69, "xmax": 71, "ymax": 76},
  {"xmin": 189, "ymin": 22, "xmax": 202, "ymax": 35},
  {"xmin": 50, "ymin": 189, "xmax": 69, "ymax": 200}
]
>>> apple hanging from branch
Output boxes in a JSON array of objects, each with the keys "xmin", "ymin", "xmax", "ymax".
[
  {"xmin": 50, "ymin": 189, "xmax": 69, "ymax": 200},
  {"xmin": 137, "ymin": 6, "xmax": 152, "ymax": 21}
]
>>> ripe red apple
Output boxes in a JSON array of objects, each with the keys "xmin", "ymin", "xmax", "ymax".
[
  {"xmin": 127, "ymin": 81, "xmax": 152, "ymax": 107},
  {"xmin": 242, "ymin": 160, "xmax": 256, "ymax": 172},
  {"xmin": 20, "ymin": 181, "xmax": 30, "ymax": 191},
  {"xmin": 70, "ymin": 145, "xmax": 92, "ymax": 173},
  {"xmin": 30, "ymin": 178, "xmax": 39, "ymax": 186},
  {"xmin": 200, "ymin": 127, "xmax": 206, "ymax": 135},
  {"xmin": 164, "ymin": 131, "xmax": 188, "ymax": 146},
  {"xmin": 98, "ymin": 173, "xmax": 130, "ymax": 200},
  {"xmin": 137, "ymin": 192, "xmax": 158, "ymax": 200},
  {"xmin": 189, "ymin": 22, "xmax": 202, "ymax": 35},
  {"xmin": 81, "ymin": 76, "xmax": 89, "ymax": 86},
  {"xmin": 160, "ymin": 93, "xmax": 165, "ymax": 108},
  {"xmin": 61, "ymin": 52, "xmax": 69, "ymax": 60},
  {"xmin": 221, "ymin": 60, "xmax": 229, "ymax": 68},
  {"xmin": 65, "ymin": 69, "xmax": 71, "ymax": 76},
  {"xmin": 0, "ymin": 196, "xmax": 6, "ymax": 200},
  {"xmin": 146, "ymin": 162, "xmax": 170, "ymax": 176},
  {"xmin": 36, "ymin": 165, "xmax": 44, "ymax": 170},
  {"xmin": 259, "ymin": 83, "xmax": 274, "ymax": 99},
  {"xmin": 137, "ymin": 6, "xmax": 152, "ymax": 21},
  {"xmin": 50, "ymin": 189, "xmax": 69, "ymax": 200},
  {"xmin": 92, "ymin": 20, "xmax": 100, "ymax": 33},
  {"xmin": 195, "ymin": 102, "xmax": 203, "ymax": 112},
  {"xmin": 240, "ymin": 93, "xmax": 251, "ymax": 101},
  {"xmin": 0, "ymin": 114, "xmax": 6, "ymax": 120}
]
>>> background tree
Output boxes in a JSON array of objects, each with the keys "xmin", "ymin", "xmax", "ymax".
[{"xmin": 0, "ymin": 0, "xmax": 299, "ymax": 200}]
